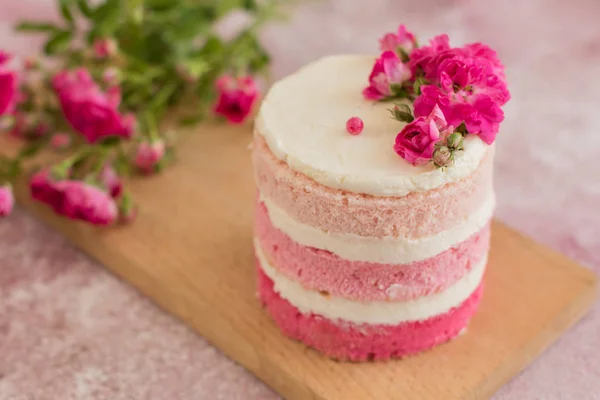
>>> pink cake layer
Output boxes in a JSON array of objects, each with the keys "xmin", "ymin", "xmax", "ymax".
[
  {"xmin": 253, "ymin": 134, "xmax": 493, "ymax": 238},
  {"xmin": 256, "ymin": 201, "xmax": 491, "ymax": 301},
  {"xmin": 257, "ymin": 264, "xmax": 484, "ymax": 361}
]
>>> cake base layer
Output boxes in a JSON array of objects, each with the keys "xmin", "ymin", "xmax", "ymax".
[{"xmin": 257, "ymin": 262, "xmax": 484, "ymax": 362}]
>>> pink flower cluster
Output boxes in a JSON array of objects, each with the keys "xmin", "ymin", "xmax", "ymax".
[
  {"xmin": 0, "ymin": 50, "xmax": 17, "ymax": 116},
  {"xmin": 0, "ymin": 50, "xmax": 17, "ymax": 217},
  {"xmin": 30, "ymin": 168, "xmax": 121, "ymax": 226},
  {"xmin": 53, "ymin": 68, "xmax": 135, "ymax": 144},
  {"xmin": 135, "ymin": 140, "xmax": 165, "ymax": 174},
  {"xmin": 364, "ymin": 26, "xmax": 510, "ymax": 166},
  {"xmin": 213, "ymin": 75, "xmax": 258, "ymax": 124},
  {"xmin": 0, "ymin": 184, "xmax": 14, "ymax": 217}
]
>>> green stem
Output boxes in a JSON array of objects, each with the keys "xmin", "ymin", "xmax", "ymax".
[{"xmin": 92, "ymin": 145, "xmax": 111, "ymax": 174}]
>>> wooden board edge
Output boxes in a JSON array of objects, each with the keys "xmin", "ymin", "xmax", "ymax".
[
  {"xmin": 11, "ymin": 181, "xmax": 325, "ymax": 400},
  {"xmin": 474, "ymin": 276, "xmax": 598, "ymax": 400}
]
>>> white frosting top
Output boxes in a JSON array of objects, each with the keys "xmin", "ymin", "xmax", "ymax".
[{"xmin": 255, "ymin": 55, "xmax": 489, "ymax": 197}]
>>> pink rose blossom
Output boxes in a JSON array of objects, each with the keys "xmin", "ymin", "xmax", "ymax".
[
  {"xmin": 453, "ymin": 95, "xmax": 504, "ymax": 144},
  {"xmin": 414, "ymin": 84, "xmax": 504, "ymax": 145},
  {"xmin": 58, "ymin": 181, "xmax": 117, "ymax": 225},
  {"xmin": 0, "ymin": 51, "xmax": 10, "ymax": 64},
  {"xmin": 106, "ymin": 86, "xmax": 121, "ymax": 107},
  {"xmin": 50, "ymin": 132, "xmax": 71, "ymax": 150},
  {"xmin": 379, "ymin": 25, "xmax": 417, "ymax": 54},
  {"xmin": 408, "ymin": 34, "xmax": 451, "ymax": 77},
  {"xmin": 134, "ymin": 140, "xmax": 165, "ymax": 173},
  {"xmin": 0, "ymin": 184, "xmax": 14, "ymax": 217},
  {"xmin": 0, "ymin": 51, "xmax": 17, "ymax": 116},
  {"xmin": 53, "ymin": 69, "xmax": 133, "ymax": 143},
  {"xmin": 394, "ymin": 104, "xmax": 448, "ymax": 165},
  {"xmin": 93, "ymin": 38, "xmax": 117, "ymax": 59},
  {"xmin": 413, "ymin": 50, "xmax": 509, "ymax": 145},
  {"xmin": 363, "ymin": 51, "xmax": 412, "ymax": 100},
  {"xmin": 437, "ymin": 58, "xmax": 510, "ymax": 105},
  {"xmin": 30, "ymin": 169, "xmax": 117, "ymax": 225},
  {"xmin": 213, "ymin": 75, "xmax": 258, "ymax": 124},
  {"xmin": 99, "ymin": 164, "xmax": 122, "ymax": 198},
  {"xmin": 463, "ymin": 42, "xmax": 505, "ymax": 76}
]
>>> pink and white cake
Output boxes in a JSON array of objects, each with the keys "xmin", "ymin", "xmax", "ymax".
[{"xmin": 252, "ymin": 28, "xmax": 509, "ymax": 361}]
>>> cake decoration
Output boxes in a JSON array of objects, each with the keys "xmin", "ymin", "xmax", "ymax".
[
  {"xmin": 346, "ymin": 116, "xmax": 364, "ymax": 135},
  {"xmin": 364, "ymin": 26, "xmax": 510, "ymax": 167}
]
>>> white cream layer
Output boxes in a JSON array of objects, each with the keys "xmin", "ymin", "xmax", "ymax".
[
  {"xmin": 255, "ymin": 54, "xmax": 489, "ymax": 197},
  {"xmin": 260, "ymin": 193, "xmax": 495, "ymax": 264},
  {"xmin": 256, "ymin": 241, "xmax": 486, "ymax": 325}
]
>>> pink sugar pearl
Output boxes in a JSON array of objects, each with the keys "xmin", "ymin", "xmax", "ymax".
[{"xmin": 346, "ymin": 117, "xmax": 364, "ymax": 135}]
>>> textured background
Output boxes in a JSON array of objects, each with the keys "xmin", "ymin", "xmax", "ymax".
[{"xmin": 1, "ymin": 0, "xmax": 599, "ymax": 399}]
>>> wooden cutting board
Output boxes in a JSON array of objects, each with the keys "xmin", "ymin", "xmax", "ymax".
[{"xmin": 1, "ymin": 124, "xmax": 597, "ymax": 400}]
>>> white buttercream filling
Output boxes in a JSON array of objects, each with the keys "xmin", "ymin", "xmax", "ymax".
[
  {"xmin": 255, "ymin": 54, "xmax": 489, "ymax": 197},
  {"xmin": 256, "ymin": 240, "xmax": 486, "ymax": 325},
  {"xmin": 260, "ymin": 193, "xmax": 495, "ymax": 264}
]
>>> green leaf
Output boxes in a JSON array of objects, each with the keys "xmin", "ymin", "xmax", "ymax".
[
  {"xmin": 18, "ymin": 140, "xmax": 46, "ymax": 159},
  {"xmin": 215, "ymin": 0, "xmax": 244, "ymax": 17},
  {"xmin": 456, "ymin": 122, "xmax": 468, "ymax": 135},
  {"xmin": 76, "ymin": 0, "xmax": 93, "ymax": 18},
  {"xmin": 99, "ymin": 136, "xmax": 122, "ymax": 147},
  {"xmin": 181, "ymin": 58, "xmax": 209, "ymax": 79},
  {"xmin": 146, "ymin": 0, "xmax": 180, "ymax": 11},
  {"xmin": 15, "ymin": 22, "xmax": 58, "ymax": 33},
  {"xmin": 59, "ymin": 0, "xmax": 75, "ymax": 24},
  {"xmin": 248, "ymin": 44, "xmax": 270, "ymax": 73},
  {"xmin": 92, "ymin": 0, "xmax": 123, "ymax": 36},
  {"xmin": 179, "ymin": 114, "xmax": 204, "ymax": 126},
  {"xmin": 43, "ymin": 30, "xmax": 72, "ymax": 55},
  {"xmin": 242, "ymin": 0, "xmax": 259, "ymax": 11},
  {"xmin": 202, "ymin": 36, "xmax": 224, "ymax": 55},
  {"xmin": 166, "ymin": 6, "xmax": 211, "ymax": 41}
]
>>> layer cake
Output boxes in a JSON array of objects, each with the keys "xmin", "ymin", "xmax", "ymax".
[{"xmin": 253, "ymin": 54, "xmax": 497, "ymax": 361}]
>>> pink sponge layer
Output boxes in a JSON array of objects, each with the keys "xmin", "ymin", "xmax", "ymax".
[
  {"xmin": 257, "ymin": 263, "xmax": 484, "ymax": 362},
  {"xmin": 253, "ymin": 134, "xmax": 493, "ymax": 238},
  {"xmin": 256, "ymin": 201, "xmax": 491, "ymax": 301}
]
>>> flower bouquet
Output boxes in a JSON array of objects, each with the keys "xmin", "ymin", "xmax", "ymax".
[{"xmin": 0, "ymin": 0, "xmax": 288, "ymax": 224}]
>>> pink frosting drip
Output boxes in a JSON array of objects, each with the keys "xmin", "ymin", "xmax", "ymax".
[
  {"xmin": 257, "ymin": 264, "xmax": 484, "ymax": 361},
  {"xmin": 256, "ymin": 201, "xmax": 491, "ymax": 301},
  {"xmin": 253, "ymin": 134, "xmax": 493, "ymax": 238}
]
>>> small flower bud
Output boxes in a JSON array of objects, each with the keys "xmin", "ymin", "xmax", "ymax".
[
  {"xmin": 93, "ymin": 38, "xmax": 118, "ymax": 59},
  {"xmin": 433, "ymin": 146, "xmax": 454, "ymax": 168},
  {"xmin": 24, "ymin": 56, "xmax": 39, "ymax": 70},
  {"xmin": 446, "ymin": 132, "xmax": 464, "ymax": 149},
  {"xmin": 50, "ymin": 132, "xmax": 71, "ymax": 150},
  {"xmin": 102, "ymin": 67, "xmax": 121, "ymax": 85},
  {"xmin": 118, "ymin": 192, "xmax": 137, "ymax": 223},
  {"xmin": 390, "ymin": 104, "xmax": 414, "ymax": 123}
]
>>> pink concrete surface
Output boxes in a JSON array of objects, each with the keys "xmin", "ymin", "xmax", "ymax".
[
  {"xmin": 1, "ymin": 0, "xmax": 599, "ymax": 399},
  {"xmin": 254, "ymin": 134, "xmax": 494, "ymax": 238},
  {"xmin": 257, "ymin": 264, "xmax": 483, "ymax": 361},
  {"xmin": 256, "ymin": 201, "xmax": 491, "ymax": 301}
]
